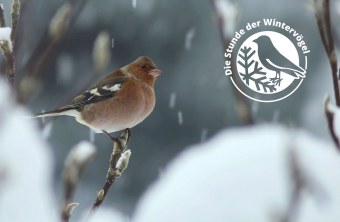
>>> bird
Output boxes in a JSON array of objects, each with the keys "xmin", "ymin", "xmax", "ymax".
[
  {"xmin": 253, "ymin": 35, "xmax": 306, "ymax": 86},
  {"xmin": 34, "ymin": 56, "xmax": 161, "ymax": 142}
]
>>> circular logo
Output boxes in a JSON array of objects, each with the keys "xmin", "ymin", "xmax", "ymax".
[{"xmin": 224, "ymin": 19, "xmax": 310, "ymax": 102}]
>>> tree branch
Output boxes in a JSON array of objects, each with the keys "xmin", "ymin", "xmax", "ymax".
[
  {"xmin": 61, "ymin": 141, "xmax": 96, "ymax": 222},
  {"xmin": 211, "ymin": 0, "xmax": 254, "ymax": 125},
  {"xmin": 323, "ymin": 95, "xmax": 340, "ymax": 149},
  {"xmin": 0, "ymin": 35, "xmax": 15, "ymax": 87},
  {"xmin": 0, "ymin": 0, "xmax": 20, "ymax": 88},
  {"xmin": 18, "ymin": 0, "xmax": 89, "ymax": 103},
  {"xmin": 0, "ymin": 3, "xmax": 5, "ymax": 27},
  {"xmin": 90, "ymin": 129, "xmax": 132, "ymax": 215},
  {"xmin": 314, "ymin": 0, "xmax": 340, "ymax": 106},
  {"xmin": 10, "ymin": 0, "xmax": 20, "ymax": 44}
]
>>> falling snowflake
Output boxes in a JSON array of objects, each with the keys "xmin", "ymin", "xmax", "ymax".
[
  {"xmin": 169, "ymin": 92, "xmax": 176, "ymax": 109},
  {"xmin": 185, "ymin": 28, "xmax": 195, "ymax": 50},
  {"xmin": 42, "ymin": 122, "xmax": 53, "ymax": 139},
  {"xmin": 177, "ymin": 111, "xmax": 183, "ymax": 125},
  {"xmin": 90, "ymin": 128, "xmax": 95, "ymax": 143},
  {"xmin": 132, "ymin": 0, "xmax": 137, "ymax": 8}
]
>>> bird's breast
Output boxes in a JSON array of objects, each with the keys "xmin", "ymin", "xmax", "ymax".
[{"xmin": 79, "ymin": 80, "xmax": 155, "ymax": 133}]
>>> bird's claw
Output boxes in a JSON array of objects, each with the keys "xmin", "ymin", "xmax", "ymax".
[
  {"xmin": 121, "ymin": 128, "xmax": 131, "ymax": 143},
  {"xmin": 270, "ymin": 77, "xmax": 283, "ymax": 86},
  {"xmin": 102, "ymin": 129, "xmax": 131, "ymax": 150}
]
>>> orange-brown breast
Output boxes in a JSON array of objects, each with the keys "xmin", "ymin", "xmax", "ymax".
[{"xmin": 80, "ymin": 78, "xmax": 155, "ymax": 132}]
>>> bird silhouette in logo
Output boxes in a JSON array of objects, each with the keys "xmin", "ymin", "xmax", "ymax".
[{"xmin": 253, "ymin": 35, "xmax": 306, "ymax": 86}]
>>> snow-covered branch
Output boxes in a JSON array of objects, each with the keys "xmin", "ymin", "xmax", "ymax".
[
  {"xmin": 0, "ymin": 0, "xmax": 20, "ymax": 87},
  {"xmin": 0, "ymin": 3, "xmax": 5, "ymax": 27},
  {"xmin": 134, "ymin": 125, "xmax": 340, "ymax": 222},
  {"xmin": 211, "ymin": 0, "xmax": 253, "ymax": 125},
  {"xmin": 18, "ymin": 0, "xmax": 89, "ymax": 103},
  {"xmin": 62, "ymin": 141, "xmax": 96, "ymax": 222},
  {"xmin": 324, "ymin": 95, "xmax": 340, "ymax": 149},
  {"xmin": 90, "ymin": 129, "xmax": 131, "ymax": 215},
  {"xmin": 313, "ymin": 0, "xmax": 339, "ymax": 106}
]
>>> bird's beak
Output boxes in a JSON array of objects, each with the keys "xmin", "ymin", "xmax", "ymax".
[{"xmin": 148, "ymin": 69, "xmax": 162, "ymax": 78}]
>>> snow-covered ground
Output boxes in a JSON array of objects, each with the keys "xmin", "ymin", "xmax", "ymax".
[{"xmin": 133, "ymin": 126, "xmax": 340, "ymax": 222}]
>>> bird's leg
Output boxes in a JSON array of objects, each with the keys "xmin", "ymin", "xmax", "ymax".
[
  {"xmin": 270, "ymin": 71, "xmax": 283, "ymax": 86},
  {"xmin": 277, "ymin": 72, "xmax": 283, "ymax": 86},
  {"xmin": 124, "ymin": 128, "xmax": 132, "ymax": 141},
  {"xmin": 102, "ymin": 130, "xmax": 121, "ymax": 145},
  {"xmin": 102, "ymin": 129, "xmax": 131, "ymax": 148}
]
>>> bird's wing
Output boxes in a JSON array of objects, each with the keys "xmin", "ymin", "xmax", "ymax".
[
  {"xmin": 265, "ymin": 56, "xmax": 306, "ymax": 78},
  {"xmin": 59, "ymin": 76, "xmax": 128, "ymax": 111},
  {"xmin": 95, "ymin": 69, "xmax": 126, "ymax": 85}
]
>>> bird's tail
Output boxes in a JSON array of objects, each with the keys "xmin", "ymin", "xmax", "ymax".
[
  {"xmin": 33, "ymin": 108, "xmax": 76, "ymax": 118},
  {"xmin": 294, "ymin": 68, "xmax": 306, "ymax": 79}
]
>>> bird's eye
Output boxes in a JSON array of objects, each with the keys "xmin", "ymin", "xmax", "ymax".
[{"xmin": 141, "ymin": 64, "xmax": 149, "ymax": 70}]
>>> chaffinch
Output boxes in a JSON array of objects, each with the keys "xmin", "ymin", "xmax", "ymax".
[{"xmin": 35, "ymin": 56, "xmax": 161, "ymax": 139}]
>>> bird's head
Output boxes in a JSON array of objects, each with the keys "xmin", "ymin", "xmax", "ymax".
[
  {"xmin": 253, "ymin": 35, "xmax": 271, "ymax": 45},
  {"xmin": 123, "ymin": 56, "xmax": 161, "ymax": 86}
]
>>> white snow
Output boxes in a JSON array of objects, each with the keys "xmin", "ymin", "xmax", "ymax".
[
  {"xmin": 0, "ymin": 80, "xmax": 58, "ymax": 222},
  {"xmin": 177, "ymin": 111, "xmax": 183, "ymax": 125},
  {"xmin": 132, "ymin": 0, "xmax": 137, "ymax": 8},
  {"xmin": 214, "ymin": 0, "xmax": 238, "ymax": 39},
  {"xmin": 0, "ymin": 27, "xmax": 13, "ymax": 51},
  {"xmin": 169, "ymin": 92, "xmax": 176, "ymax": 109},
  {"xmin": 64, "ymin": 141, "xmax": 96, "ymax": 184},
  {"xmin": 85, "ymin": 208, "xmax": 126, "ymax": 222},
  {"xmin": 185, "ymin": 28, "xmax": 195, "ymax": 50},
  {"xmin": 0, "ymin": 79, "xmax": 129, "ymax": 222},
  {"xmin": 116, "ymin": 150, "xmax": 132, "ymax": 170},
  {"xmin": 133, "ymin": 125, "xmax": 340, "ymax": 222},
  {"xmin": 42, "ymin": 121, "xmax": 53, "ymax": 139},
  {"xmin": 65, "ymin": 141, "xmax": 96, "ymax": 167}
]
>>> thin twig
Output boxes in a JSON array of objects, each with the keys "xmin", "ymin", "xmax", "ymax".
[
  {"xmin": 0, "ymin": 41, "xmax": 15, "ymax": 86},
  {"xmin": 324, "ymin": 95, "xmax": 340, "ymax": 148},
  {"xmin": 0, "ymin": 3, "xmax": 5, "ymax": 27},
  {"xmin": 281, "ymin": 148, "xmax": 304, "ymax": 222},
  {"xmin": 10, "ymin": 0, "xmax": 20, "ymax": 44},
  {"xmin": 62, "ymin": 203, "xmax": 79, "ymax": 222},
  {"xmin": 61, "ymin": 141, "xmax": 96, "ymax": 222},
  {"xmin": 314, "ymin": 0, "xmax": 340, "ymax": 106},
  {"xmin": 3, "ymin": 0, "xmax": 21, "ymax": 87},
  {"xmin": 0, "ymin": 2, "xmax": 19, "ymax": 87},
  {"xmin": 211, "ymin": 0, "xmax": 254, "ymax": 125},
  {"xmin": 90, "ymin": 129, "xmax": 131, "ymax": 215},
  {"xmin": 18, "ymin": 0, "xmax": 89, "ymax": 103}
]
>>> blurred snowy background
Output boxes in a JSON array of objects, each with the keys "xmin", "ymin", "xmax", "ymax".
[{"xmin": 1, "ymin": 0, "xmax": 340, "ymax": 221}]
